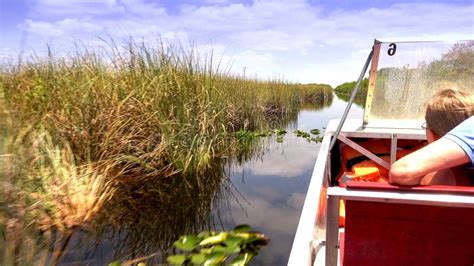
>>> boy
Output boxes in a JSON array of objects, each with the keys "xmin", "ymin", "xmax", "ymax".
[{"xmin": 389, "ymin": 89, "xmax": 473, "ymax": 185}]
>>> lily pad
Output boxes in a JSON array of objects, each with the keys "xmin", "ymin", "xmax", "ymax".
[
  {"xmin": 224, "ymin": 235, "xmax": 245, "ymax": 247},
  {"xmin": 229, "ymin": 253, "xmax": 255, "ymax": 266},
  {"xmin": 294, "ymin": 130, "xmax": 310, "ymax": 138},
  {"xmin": 191, "ymin": 253, "xmax": 206, "ymax": 264},
  {"xmin": 200, "ymin": 232, "xmax": 228, "ymax": 246},
  {"xmin": 256, "ymin": 132, "xmax": 270, "ymax": 137},
  {"xmin": 167, "ymin": 254, "xmax": 187, "ymax": 265},
  {"xmin": 169, "ymin": 226, "xmax": 269, "ymax": 266},
  {"xmin": 223, "ymin": 246, "xmax": 241, "ymax": 254},
  {"xmin": 245, "ymin": 233, "xmax": 270, "ymax": 245},
  {"xmin": 204, "ymin": 252, "xmax": 226, "ymax": 265},
  {"xmin": 210, "ymin": 245, "xmax": 226, "ymax": 252},
  {"xmin": 198, "ymin": 231, "xmax": 211, "ymax": 238},
  {"xmin": 212, "ymin": 244, "xmax": 241, "ymax": 254},
  {"xmin": 200, "ymin": 247, "xmax": 214, "ymax": 254},
  {"xmin": 174, "ymin": 235, "xmax": 201, "ymax": 251},
  {"xmin": 274, "ymin": 129, "xmax": 287, "ymax": 136},
  {"xmin": 233, "ymin": 224, "xmax": 251, "ymax": 232}
]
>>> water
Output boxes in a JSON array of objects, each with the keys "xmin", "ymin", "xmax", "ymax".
[{"xmin": 216, "ymin": 95, "xmax": 363, "ymax": 265}]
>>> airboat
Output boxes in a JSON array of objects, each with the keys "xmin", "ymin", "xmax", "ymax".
[{"xmin": 288, "ymin": 40, "xmax": 474, "ymax": 266}]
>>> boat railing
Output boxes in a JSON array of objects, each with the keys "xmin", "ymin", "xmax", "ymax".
[{"xmin": 325, "ymin": 183, "xmax": 474, "ymax": 265}]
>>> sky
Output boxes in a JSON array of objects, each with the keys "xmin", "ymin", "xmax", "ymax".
[{"xmin": 0, "ymin": 0, "xmax": 473, "ymax": 86}]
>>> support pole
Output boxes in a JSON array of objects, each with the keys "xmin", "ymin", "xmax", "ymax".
[
  {"xmin": 325, "ymin": 195, "xmax": 340, "ymax": 266},
  {"xmin": 329, "ymin": 46, "xmax": 375, "ymax": 151}
]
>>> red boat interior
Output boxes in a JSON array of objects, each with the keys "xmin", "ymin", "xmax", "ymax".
[
  {"xmin": 332, "ymin": 137, "xmax": 474, "ymax": 266},
  {"xmin": 341, "ymin": 199, "xmax": 474, "ymax": 266}
]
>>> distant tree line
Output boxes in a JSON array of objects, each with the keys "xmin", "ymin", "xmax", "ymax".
[{"xmin": 333, "ymin": 78, "xmax": 369, "ymax": 107}]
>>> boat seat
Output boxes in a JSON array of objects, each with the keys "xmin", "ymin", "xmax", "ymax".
[{"xmin": 340, "ymin": 182, "xmax": 474, "ymax": 266}]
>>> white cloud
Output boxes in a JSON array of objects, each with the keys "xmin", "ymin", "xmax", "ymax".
[
  {"xmin": 31, "ymin": 0, "xmax": 124, "ymax": 16},
  {"xmin": 203, "ymin": 0, "xmax": 230, "ymax": 4},
  {"xmin": 119, "ymin": 0, "xmax": 167, "ymax": 17},
  {"xmin": 23, "ymin": 18, "xmax": 103, "ymax": 37},
  {"xmin": 0, "ymin": 47, "xmax": 14, "ymax": 63},
  {"xmin": 228, "ymin": 49, "xmax": 276, "ymax": 77},
  {"xmin": 13, "ymin": 1, "xmax": 474, "ymax": 86},
  {"xmin": 23, "ymin": 19, "xmax": 63, "ymax": 36},
  {"xmin": 231, "ymin": 30, "xmax": 314, "ymax": 51}
]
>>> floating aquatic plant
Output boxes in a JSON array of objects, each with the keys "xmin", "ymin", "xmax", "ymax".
[
  {"xmin": 273, "ymin": 129, "xmax": 287, "ymax": 136},
  {"xmin": 294, "ymin": 130, "xmax": 310, "ymax": 138},
  {"xmin": 235, "ymin": 128, "xmax": 323, "ymax": 144},
  {"xmin": 294, "ymin": 129, "xmax": 324, "ymax": 143},
  {"xmin": 166, "ymin": 225, "xmax": 269, "ymax": 266}
]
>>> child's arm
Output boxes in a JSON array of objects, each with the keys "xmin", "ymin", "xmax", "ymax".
[{"xmin": 389, "ymin": 138, "xmax": 470, "ymax": 185}]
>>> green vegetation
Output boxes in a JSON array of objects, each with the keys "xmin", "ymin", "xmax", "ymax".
[
  {"xmin": 0, "ymin": 41, "xmax": 331, "ymax": 264},
  {"xmin": 295, "ymin": 83, "xmax": 333, "ymax": 103},
  {"xmin": 234, "ymin": 127, "xmax": 323, "ymax": 145},
  {"xmin": 294, "ymin": 129, "xmax": 323, "ymax": 143},
  {"xmin": 107, "ymin": 225, "xmax": 269, "ymax": 266},
  {"xmin": 166, "ymin": 225, "xmax": 269, "ymax": 265},
  {"xmin": 426, "ymin": 41, "xmax": 474, "ymax": 84},
  {"xmin": 297, "ymin": 83, "xmax": 334, "ymax": 111},
  {"xmin": 334, "ymin": 78, "xmax": 369, "ymax": 107}
]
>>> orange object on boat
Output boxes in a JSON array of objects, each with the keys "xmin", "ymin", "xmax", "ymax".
[
  {"xmin": 338, "ymin": 158, "xmax": 389, "ymax": 228},
  {"xmin": 351, "ymin": 160, "xmax": 381, "ymax": 182},
  {"xmin": 339, "ymin": 158, "xmax": 389, "ymax": 185},
  {"xmin": 339, "ymin": 199, "xmax": 345, "ymax": 227}
]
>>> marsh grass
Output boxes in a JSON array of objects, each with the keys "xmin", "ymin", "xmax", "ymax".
[
  {"xmin": 0, "ymin": 40, "xmax": 333, "ymax": 263},
  {"xmin": 0, "ymin": 126, "xmax": 115, "ymax": 265}
]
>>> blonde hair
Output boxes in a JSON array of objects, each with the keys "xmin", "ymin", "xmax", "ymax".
[{"xmin": 425, "ymin": 88, "xmax": 474, "ymax": 136}]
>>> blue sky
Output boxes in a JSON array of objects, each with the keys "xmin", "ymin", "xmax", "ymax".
[{"xmin": 1, "ymin": 0, "xmax": 473, "ymax": 86}]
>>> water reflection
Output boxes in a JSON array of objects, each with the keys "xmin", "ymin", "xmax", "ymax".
[
  {"xmin": 219, "ymin": 138, "xmax": 318, "ymax": 265},
  {"xmin": 334, "ymin": 91, "xmax": 366, "ymax": 108},
  {"xmin": 58, "ymin": 158, "xmax": 233, "ymax": 265}
]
